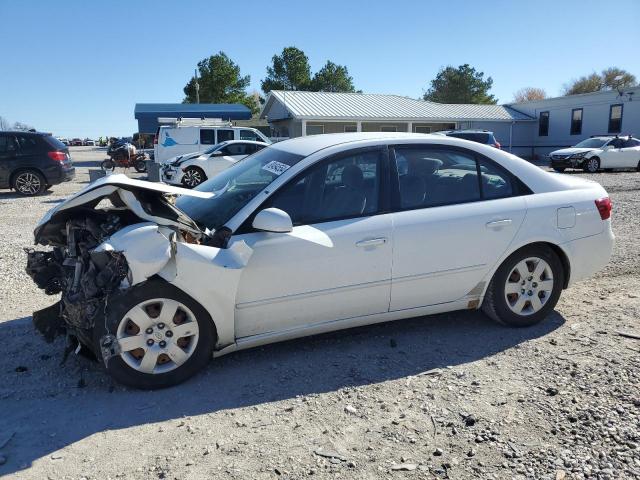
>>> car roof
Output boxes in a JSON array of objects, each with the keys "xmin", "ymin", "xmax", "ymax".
[{"xmin": 0, "ymin": 130, "xmax": 48, "ymax": 136}]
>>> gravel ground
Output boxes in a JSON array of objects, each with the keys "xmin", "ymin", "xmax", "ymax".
[{"xmin": 0, "ymin": 148, "xmax": 638, "ymax": 479}]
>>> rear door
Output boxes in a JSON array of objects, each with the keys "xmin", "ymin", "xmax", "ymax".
[
  {"xmin": 389, "ymin": 144, "xmax": 527, "ymax": 310},
  {"xmin": 620, "ymin": 138, "xmax": 640, "ymax": 168}
]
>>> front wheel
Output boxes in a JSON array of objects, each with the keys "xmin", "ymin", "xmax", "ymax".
[
  {"xmin": 96, "ymin": 279, "xmax": 215, "ymax": 389},
  {"xmin": 482, "ymin": 245, "xmax": 564, "ymax": 327},
  {"xmin": 101, "ymin": 159, "xmax": 115, "ymax": 171},
  {"xmin": 584, "ymin": 157, "xmax": 600, "ymax": 173},
  {"xmin": 181, "ymin": 166, "xmax": 206, "ymax": 188}
]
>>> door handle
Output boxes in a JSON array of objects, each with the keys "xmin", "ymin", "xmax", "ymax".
[
  {"xmin": 486, "ymin": 219, "xmax": 512, "ymax": 228},
  {"xmin": 356, "ymin": 237, "xmax": 387, "ymax": 247}
]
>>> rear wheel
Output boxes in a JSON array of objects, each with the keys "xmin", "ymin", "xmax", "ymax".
[
  {"xmin": 482, "ymin": 245, "xmax": 564, "ymax": 327},
  {"xmin": 101, "ymin": 159, "xmax": 115, "ymax": 171},
  {"xmin": 134, "ymin": 159, "xmax": 147, "ymax": 173},
  {"xmin": 13, "ymin": 170, "xmax": 46, "ymax": 196},
  {"xmin": 96, "ymin": 279, "xmax": 215, "ymax": 389},
  {"xmin": 584, "ymin": 157, "xmax": 600, "ymax": 173},
  {"xmin": 182, "ymin": 166, "xmax": 206, "ymax": 188}
]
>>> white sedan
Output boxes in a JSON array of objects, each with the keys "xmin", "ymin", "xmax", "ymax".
[
  {"xmin": 550, "ymin": 135, "xmax": 640, "ymax": 173},
  {"xmin": 161, "ymin": 140, "xmax": 269, "ymax": 187},
  {"xmin": 27, "ymin": 133, "xmax": 614, "ymax": 388}
]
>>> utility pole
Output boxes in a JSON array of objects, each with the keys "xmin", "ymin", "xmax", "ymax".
[{"xmin": 195, "ymin": 68, "xmax": 200, "ymax": 104}]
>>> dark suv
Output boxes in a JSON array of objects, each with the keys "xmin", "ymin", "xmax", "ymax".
[
  {"xmin": 0, "ymin": 131, "xmax": 75, "ymax": 196},
  {"xmin": 437, "ymin": 130, "xmax": 501, "ymax": 149}
]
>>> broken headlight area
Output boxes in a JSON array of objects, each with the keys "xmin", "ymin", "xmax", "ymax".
[{"xmin": 26, "ymin": 212, "xmax": 132, "ymax": 350}]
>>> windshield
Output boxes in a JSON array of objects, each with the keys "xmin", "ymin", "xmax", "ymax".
[
  {"xmin": 175, "ymin": 147, "xmax": 304, "ymax": 230},
  {"xmin": 574, "ymin": 138, "xmax": 609, "ymax": 148}
]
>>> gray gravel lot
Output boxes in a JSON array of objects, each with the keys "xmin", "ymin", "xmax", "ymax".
[{"xmin": 0, "ymin": 147, "xmax": 638, "ymax": 479}]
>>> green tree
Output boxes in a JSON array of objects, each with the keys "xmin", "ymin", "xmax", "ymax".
[
  {"xmin": 183, "ymin": 52, "xmax": 257, "ymax": 113},
  {"xmin": 311, "ymin": 61, "xmax": 356, "ymax": 92},
  {"xmin": 423, "ymin": 64, "xmax": 497, "ymax": 104},
  {"xmin": 261, "ymin": 47, "xmax": 312, "ymax": 93},
  {"xmin": 563, "ymin": 67, "xmax": 636, "ymax": 95}
]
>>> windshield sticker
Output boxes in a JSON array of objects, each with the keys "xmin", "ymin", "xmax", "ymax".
[{"xmin": 261, "ymin": 161, "xmax": 291, "ymax": 176}]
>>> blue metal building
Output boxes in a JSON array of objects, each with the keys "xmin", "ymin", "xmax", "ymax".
[{"xmin": 134, "ymin": 103, "xmax": 252, "ymax": 134}]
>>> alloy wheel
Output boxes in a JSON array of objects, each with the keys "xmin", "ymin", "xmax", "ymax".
[
  {"xmin": 586, "ymin": 158, "xmax": 599, "ymax": 173},
  {"xmin": 116, "ymin": 298, "xmax": 200, "ymax": 374},
  {"xmin": 504, "ymin": 257, "xmax": 554, "ymax": 316},
  {"xmin": 182, "ymin": 169, "xmax": 203, "ymax": 187},
  {"xmin": 15, "ymin": 172, "xmax": 42, "ymax": 195}
]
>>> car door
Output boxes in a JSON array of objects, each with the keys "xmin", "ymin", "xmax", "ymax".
[
  {"xmin": 599, "ymin": 138, "xmax": 624, "ymax": 168},
  {"xmin": 204, "ymin": 143, "xmax": 250, "ymax": 178},
  {"xmin": 620, "ymin": 138, "xmax": 640, "ymax": 168},
  {"xmin": 389, "ymin": 145, "xmax": 527, "ymax": 310},
  {"xmin": 0, "ymin": 134, "xmax": 18, "ymax": 187},
  {"xmin": 232, "ymin": 147, "xmax": 392, "ymax": 338}
]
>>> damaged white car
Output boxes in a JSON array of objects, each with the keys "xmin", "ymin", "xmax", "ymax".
[{"xmin": 26, "ymin": 133, "xmax": 614, "ymax": 388}]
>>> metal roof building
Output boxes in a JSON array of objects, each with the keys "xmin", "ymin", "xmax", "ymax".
[
  {"xmin": 259, "ymin": 91, "xmax": 535, "ymax": 153},
  {"xmin": 134, "ymin": 103, "xmax": 252, "ymax": 134}
]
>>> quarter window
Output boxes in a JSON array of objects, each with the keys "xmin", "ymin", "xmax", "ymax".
[
  {"xmin": 266, "ymin": 150, "xmax": 381, "ymax": 225},
  {"xmin": 608, "ymin": 104, "xmax": 623, "ymax": 134},
  {"xmin": 570, "ymin": 108, "xmax": 583, "ymax": 135},
  {"xmin": 538, "ymin": 111, "xmax": 549, "ymax": 136}
]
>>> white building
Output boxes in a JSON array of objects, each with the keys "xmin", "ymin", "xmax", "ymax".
[{"xmin": 260, "ymin": 87, "xmax": 640, "ymax": 159}]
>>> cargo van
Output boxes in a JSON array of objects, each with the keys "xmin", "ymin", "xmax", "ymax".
[{"xmin": 153, "ymin": 118, "xmax": 270, "ymax": 164}]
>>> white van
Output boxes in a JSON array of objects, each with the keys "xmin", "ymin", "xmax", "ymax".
[{"xmin": 153, "ymin": 119, "xmax": 270, "ymax": 164}]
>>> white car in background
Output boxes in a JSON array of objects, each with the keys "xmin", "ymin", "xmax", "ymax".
[
  {"xmin": 161, "ymin": 140, "xmax": 269, "ymax": 187},
  {"xmin": 550, "ymin": 135, "xmax": 640, "ymax": 173},
  {"xmin": 27, "ymin": 133, "xmax": 614, "ymax": 388}
]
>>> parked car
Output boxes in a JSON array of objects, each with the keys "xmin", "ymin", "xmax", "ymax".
[
  {"xmin": 56, "ymin": 137, "xmax": 70, "ymax": 146},
  {"xmin": 83, "ymin": 138, "xmax": 95, "ymax": 146},
  {"xmin": 161, "ymin": 140, "xmax": 269, "ymax": 187},
  {"xmin": 0, "ymin": 131, "xmax": 75, "ymax": 195},
  {"xmin": 70, "ymin": 138, "xmax": 83, "ymax": 146},
  {"xmin": 154, "ymin": 122, "xmax": 270, "ymax": 164},
  {"xmin": 550, "ymin": 135, "xmax": 640, "ymax": 173},
  {"xmin": 435, "ymin": 129, "xmax": 501, "ymax": 149},
  {"xmin": 27, "ymin": 132, "xmax": 613, "ymax": 388}
]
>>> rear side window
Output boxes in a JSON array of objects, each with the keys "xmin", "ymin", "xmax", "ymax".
[
  {"xmin": 447, "ymin": 132, "xmax": 491, "ymax": 144},
  {"xmin": 221, "ymin": 143, "xmax": 251, "ymax": 156},
  {"xmin": 0, "ymin": 135, "xmax": 18, "ymax": 153},
  {"xmin": 43, "ymin": 136, "xmax": 66, "ymax": 150},
  {"xmin": 622, "ymin": 138, "xmax": 640, "ymax": 148},
  {"xmin": 477, "ymin": 158, "xmax": 514, "ymax": 200},
  {"xmin": 217, "ymin": 129, "xmax": 235, "ymax": 143},
  {"xmin": 200, "ymin": 129, "xmax": 215, "ymax": 145},
  {"xmin": 15, "ymin": 135, "xmax": 41, "ymax": 152}
]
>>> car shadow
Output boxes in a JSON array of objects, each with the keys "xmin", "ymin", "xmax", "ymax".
[
  {"xmin": 0, "ymin": 309, "xmax": 565, "ymax": 475},
  {"xmin": 0, "ymin": 190, "xmax": 55, "ymax": 201}
]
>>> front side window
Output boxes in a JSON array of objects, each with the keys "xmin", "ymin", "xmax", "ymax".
[
  {"xmin": 175, "ymin": 147, "xmax": 304, "ymax": 231},
  {"xmin": 266, "ymin": 149, "xmax": 381, "ymax": 225},
  {"xmin": 221, "ymin": 143, "xmax": 251, "ymax": 156},
  {"xmin": 539, "ymin": 111, "xmax": 549, "ymax": 136},
  {"xmin": 200, "ymin": 129, "xmax": 215, "ymax": 145},
  {"xmin": 239, "ymin": 129, "xmax": 260, "ymax": 141},
  {"xmin": 0, "ymin": 135, "xmax": 14, "ymax": 153},
  {"xmin": 570, "ymin": 108, "xmax": 583, "ymax": 135},
  {"xmin": 608, "ymin": 104, "xmax": 623, "ymax": 133},
  {"xmin": 15, "ymin": 135, "xmax": 40, "ymax": 152}
]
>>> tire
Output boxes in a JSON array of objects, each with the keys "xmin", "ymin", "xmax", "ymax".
[
  {"xmin": 134, "ymin": 159, "xmax": 147, "ymax": 173},
  {"xmin": 636, "ymin": 160, "xmax": 640, "ymax": 172},
  {"xmin": 482, "ymin": 245, "xmax": 564, "ymax": 327},
  {"xmin": 12, "ymin": 170, "xmax": 46, "ymax": 196},
  {"xmin": 181, "ymin": 166, "xmax": 206, "ymax": 188},
  {"xmin": 94, "ymin": 278, "xmax": 215, "ymax": 389},
  {"xmin": 101, "ymin": 159, "xmax": 115, "ymax": 171},
  {"xmin": 552, "ymin": 167, "xmax": 565, "ymax": 173},
  {"xmin": 584, "ymin": 157, "xmax": 600, "ymax": 173}
]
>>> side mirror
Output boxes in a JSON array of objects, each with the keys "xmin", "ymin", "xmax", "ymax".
[
  {"xmin": 211, "ymin": 150, "xmax": 224, "ymax": 156},
  {"xmin": 252, "ymin": 208, "xmax": 293, "ymax": 233}
]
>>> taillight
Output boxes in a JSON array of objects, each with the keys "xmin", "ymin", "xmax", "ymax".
[
  {"xmin": 47, "ymin": 151, "xmax": 67, "ymax": 163},
  {"xmin": 595, "ymin": 197, "xmax": 612, "ymax": 220}
]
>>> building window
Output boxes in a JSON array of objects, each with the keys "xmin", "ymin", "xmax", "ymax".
[
  {"xmin": 306, "ymin": 124, "xmax": 324, "ymax": 135},
  {"xmin": 413, "ymin": 126, "xmax": 431, "ymax": 133},
  {"xmin": 538, "ymin": 111, "xmax": 549, "ymax": 136},
  {"xmin": 608, "ymin": 104, "xmax": 623, "ymax": 134},
  {"xmin": 570, "ymin": 108, "xmax": 583, "ymax": 135},
  {"xmin": 380, "ymin": 126, "xmax": 397, "ymax": 132},
  {"xmin": 344, "ymin": 125, "xmax": 357, "ymax": 133}
]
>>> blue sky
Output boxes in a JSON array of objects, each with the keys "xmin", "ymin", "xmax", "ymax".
[{"xmin": 1, "ymin": 0, "xmax": 638, "ymax": 138}]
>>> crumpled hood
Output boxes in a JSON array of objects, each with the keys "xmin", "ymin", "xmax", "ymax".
[
  {"xmin": 550, "ymin": 147, "xmax": 595, "ymax": 156},
  {"xmin": 166, "ymin": 151, "xmax": 204, "ymax": 166},
  {"xmin": 34, "ymin": 174, "xmax": 214, "ymax": 245}
]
